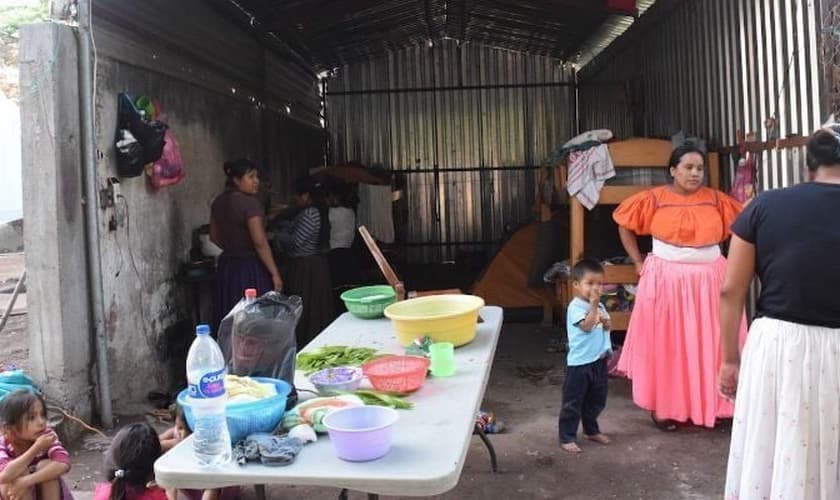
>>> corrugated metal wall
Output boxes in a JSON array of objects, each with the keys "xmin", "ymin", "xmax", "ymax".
[
  {"xmin": 580, "ymin": 0, "xmax": 823, "ymax": 192},
  {"xmin": 327, "ymin": 40, "xmax": 574, "ymax": 262},
  {"xmin": 92, "ymin": 0, "xmax": 322, "ymax": 127}
]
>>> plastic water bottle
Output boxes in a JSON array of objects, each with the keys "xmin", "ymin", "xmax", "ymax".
[{"xmin": 186, "ymin": 324, "xmax": 231, "ymax": 466}]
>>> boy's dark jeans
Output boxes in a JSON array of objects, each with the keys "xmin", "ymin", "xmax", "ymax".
[{"xmin": 559, "ymin": 357, "xmax": 608, "ymax": 443}]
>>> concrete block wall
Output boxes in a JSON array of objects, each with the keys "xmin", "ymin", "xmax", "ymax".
[
  {"xmin": 20, "ymin": 23, "xmax": 95, "ymax": 423},
  {"xmin": 93, "ymin": 59, "xmax": 265, "ymax": 411},
  {"xmin": 20, "ymin": 6, "xmax": 324, "ymax": 417}
]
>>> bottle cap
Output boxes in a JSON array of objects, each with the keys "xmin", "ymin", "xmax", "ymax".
[
  {"xmin": 196, "ymin": 324, "xmax": 211, "ymax": 336},
  {"xmin": 245, "ymin": 288, "xmax": 257, "ymax": 298}
]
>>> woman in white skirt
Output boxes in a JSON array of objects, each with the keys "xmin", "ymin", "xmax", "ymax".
[{"xmin": 719, "ymin": 126, "xmax": 840, "ymax": 500}]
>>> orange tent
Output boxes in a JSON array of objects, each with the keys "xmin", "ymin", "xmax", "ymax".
[{"xmin": 472, "ymin": 223, "xmax": 555, "ymax": 308}]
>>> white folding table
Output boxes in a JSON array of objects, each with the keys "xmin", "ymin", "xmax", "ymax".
[{"xmin": 155, "ymin": 306, "xmax": 504, "ymax": 498}]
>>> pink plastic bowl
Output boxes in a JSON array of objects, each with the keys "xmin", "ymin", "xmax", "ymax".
[
  {"xmin": 362, "ymin": 355, "xmax": 430, "ymax": 392},
  {"xmin": 322, "ymin": 406, "xmax": 399, "ymax": 462}
]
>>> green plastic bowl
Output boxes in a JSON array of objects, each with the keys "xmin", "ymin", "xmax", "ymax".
[{"xmin": 341, "ymin": 285, "xmax": 397, "ymax": 319}]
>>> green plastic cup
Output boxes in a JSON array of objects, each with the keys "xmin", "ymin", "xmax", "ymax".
[{"xmin": 429, "ymin": 342, "xmax": 455, "ymax": 377}]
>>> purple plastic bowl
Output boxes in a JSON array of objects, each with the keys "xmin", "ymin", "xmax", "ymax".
[
  {"xmin": 309, "ymin": 366, "xmax": 364, "ymax": 395},
  {"xmin": 322, "ymin": 406, "xmax": 399, "ymax": 462}
]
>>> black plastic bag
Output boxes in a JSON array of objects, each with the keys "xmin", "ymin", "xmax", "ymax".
[{"xmin": 115, "ymin": 93, "xmax": 168, "ymax": 177}]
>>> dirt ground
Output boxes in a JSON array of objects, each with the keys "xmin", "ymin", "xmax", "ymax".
[
  {"xmin": 0, "ymin": 253, "xmax": 27, "ymax": 371},
  {"xmin": 2, "ymin": 251, "xmax": 730, "ymax": 499}
]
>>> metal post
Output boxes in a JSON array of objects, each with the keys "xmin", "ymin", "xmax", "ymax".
[{"xmin": 77, "ymin": 0, "xmax": 113, "ymax": 428}]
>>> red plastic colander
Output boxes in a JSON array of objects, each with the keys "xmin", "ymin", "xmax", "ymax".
[{"xmin": 362, "ymin": 355, "xmax": 430, "ymax": 392}]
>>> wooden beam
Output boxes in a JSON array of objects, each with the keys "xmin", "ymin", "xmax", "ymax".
[
  {"xmin": 608, "ymin": 138, "xmax": 673, "ymax": 167},
  {"xmin": 717, "ymin": 136, "xmax": 809, "ymax": 155},
  {"xmin": 570, "ymin": 197, "xmax": 585, "ymax": 263},
  {"xmin": 603, "ymin": 264, "xmax": 637, "ymax": 283},
  {"xmin": 708, "ymin": 152, "xmax": 720, "ymax": 190},
  {"xmin": 610, "ymin": 311, "xmax": 631, "ymax": 331},
  {"xmin": 598, "ymin": 185, "xmax": 649, "ymax": 205}
]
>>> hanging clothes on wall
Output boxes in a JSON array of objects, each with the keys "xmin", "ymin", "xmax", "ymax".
[
  {"xmin": 357, "ymin": 183, "xmax": 395, "ymax": 243},
  {"xmin": 566, "ymin": 144, "xmax": 616, "ymax": 210}
]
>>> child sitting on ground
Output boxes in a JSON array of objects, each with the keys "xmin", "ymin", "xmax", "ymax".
[
  {"xmin": 0, "ymin": 390, "xmax": 72, "ymax": 500},
  {"xmin": 157, "ymin": 407, "xmax": 238, "ymax": 500},
  {"xmin": 559, "ymin": 259, "xmax": 613, "ymax": 454},
  {"xmin": 95, "ymin": 423, "xmax": 172, "ymax": 500},
  {"xmin": 157, "ymin": 406, "xmax": 187, "ymax": 454}
]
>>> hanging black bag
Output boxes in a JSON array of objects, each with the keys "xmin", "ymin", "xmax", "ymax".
[{"xmin": 115, "ymin": 93, "xmax": 168, "ymax": 177}]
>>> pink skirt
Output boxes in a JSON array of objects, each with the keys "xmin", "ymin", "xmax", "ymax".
[{"xmin": 616, "ymin": 255, "xmax": 747, "ymax": 427}]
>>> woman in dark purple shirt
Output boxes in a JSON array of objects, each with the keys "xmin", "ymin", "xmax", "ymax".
[{"xmin": 210, "ymin": 159, "xmax": 281, "ymax": 330}]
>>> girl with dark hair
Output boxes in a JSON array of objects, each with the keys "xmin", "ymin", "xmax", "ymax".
[
  {"xmin": 210, "ymin": 159, "xmax": 282, "ymax": 331},
  {"xmin": 720, "ymin": 126, "xmax": 840, "ymax": 499},
  {"xmin": 0, "ymin": 390, "xmax": 72, "ymax": 500},
  {"xmin": 94, "ymin": 424, "xmax": 168, "ymax": 500},
  {"xmin": 612, "ymin": 143, "xmax": 747, "ymax": 430},
  {"xmin": 277, "ymin": 177, "xmax": 334, "ymax": 346},
  {"xmin": 156, "ymin": 408, "xmax": 238, "ymax": 500}
]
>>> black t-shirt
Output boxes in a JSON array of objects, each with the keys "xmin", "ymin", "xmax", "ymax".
[{"xmin": 731, "ymin": 182, "xmax": 840, "ymax": 328}]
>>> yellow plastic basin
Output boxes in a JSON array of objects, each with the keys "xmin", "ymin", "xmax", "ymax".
[{"xmin": 384, "ymin": 295, "xmax": 485, "ymax": 347}]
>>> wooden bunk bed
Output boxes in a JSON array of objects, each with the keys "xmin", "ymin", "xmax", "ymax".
[{"xmin": 563, "ymin": 138, "xmax": 722, "ymax": 331}]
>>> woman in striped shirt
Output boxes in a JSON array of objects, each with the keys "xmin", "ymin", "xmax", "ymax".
[{"xmin": 278, "ymin": 178, "xmax": 334, "ymax": 346}]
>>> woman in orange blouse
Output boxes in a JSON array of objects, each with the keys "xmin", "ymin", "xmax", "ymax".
[{"xmin": 613, "ymin": 143, "xmax": 747, "ymax": 430}]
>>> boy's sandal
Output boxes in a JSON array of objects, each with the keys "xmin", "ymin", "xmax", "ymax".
[{"xmin": 650, "ymin": 412, "xmax": 678, "ymax": 432}]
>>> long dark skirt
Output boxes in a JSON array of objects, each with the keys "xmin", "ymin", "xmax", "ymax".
[
  {"xmin": 213, "ymin": 254, "xmax": 274, "ymax": 332},
  {"xmin": 284, "ymin": 254, "xmax": 334, "ymax": 347},
  {"xmin": 329, "ymin": 247, "xmax": 361, "ymax": 316}
]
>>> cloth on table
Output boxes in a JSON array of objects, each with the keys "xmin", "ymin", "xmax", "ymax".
[
  {"xmin": 233, "ymin": 434, "xmax": 303, "ymax": 466},
  {"xmin": 357, "ymin": 184, "xmax": 394, "ymax": 243},
  {"xmin": 566, "ymin": 144, "xmax": 616, "ymax": 210}
]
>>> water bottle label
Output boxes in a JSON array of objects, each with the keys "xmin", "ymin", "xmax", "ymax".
[{"xmin": 189, "ymin": 368, "xmax": 226, "ymax": 399}]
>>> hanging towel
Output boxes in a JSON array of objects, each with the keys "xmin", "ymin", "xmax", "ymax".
[
  {"xmin": 357, "ymin": 183, "xmax": 395, "ymax": 243},
  {"xmin": 566, "ymin": 144, "xmax": 616, "ymax": 210}
]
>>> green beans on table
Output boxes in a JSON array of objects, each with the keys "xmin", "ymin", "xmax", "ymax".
[{"xmin": 296, "ymin": 346, "xmax": 380, "ymax": 375}]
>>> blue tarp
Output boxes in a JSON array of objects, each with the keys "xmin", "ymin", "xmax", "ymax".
[{"xmin": 0, "ymin": 370, "xmax": 38, "ymax": 402}]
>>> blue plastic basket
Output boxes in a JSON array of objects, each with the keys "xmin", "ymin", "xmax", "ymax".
[{"xmin": 177, "ymin": 377, "xmax": 292, "ymax": 444}]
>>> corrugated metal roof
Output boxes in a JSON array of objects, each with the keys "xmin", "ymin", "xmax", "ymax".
[
  {"xmin": 90, "ymin": 0, "xmax": 323, "ymax": 127},
  {"xmin": 229, "ymin": 0, "xmax": 644, "ymax": 68}
]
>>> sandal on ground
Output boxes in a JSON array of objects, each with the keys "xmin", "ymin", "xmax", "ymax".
[{"xmin": 650, "ymin": 412, "xmax": 678, "ymax": 432}]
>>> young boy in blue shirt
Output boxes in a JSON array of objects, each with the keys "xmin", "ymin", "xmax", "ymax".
[{"xmin": 560, "ymin": 259, "xmax": 613, "ymax": 453}]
